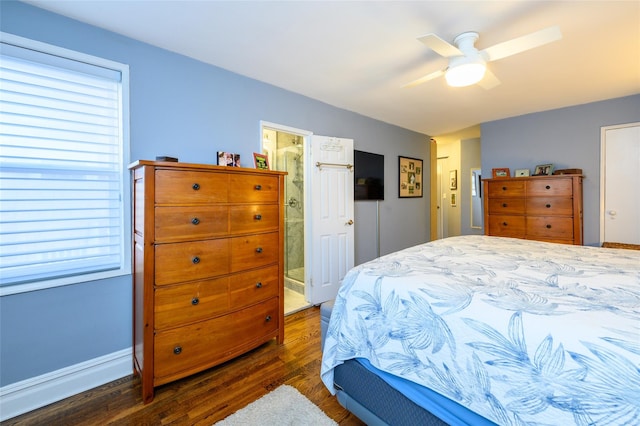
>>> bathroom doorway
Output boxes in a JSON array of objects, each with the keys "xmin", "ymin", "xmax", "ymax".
[{"xmin": 261, "ymin": 123, "xmax": 311, "ymax": 315}]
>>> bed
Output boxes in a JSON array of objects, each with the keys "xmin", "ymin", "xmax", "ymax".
[{"xmin": 321, "ymin": 235, "xmax": 640, "ymax": 425}]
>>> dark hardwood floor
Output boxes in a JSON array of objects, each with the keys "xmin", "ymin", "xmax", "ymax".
[{"xmin": 3, "ymin": 307, "xmax": 365, "ymax": 426}]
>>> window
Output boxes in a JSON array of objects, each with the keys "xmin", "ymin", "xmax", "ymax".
[{"xmin": 0, "ymin": 33, "xmax": 130, "ymax": 295}]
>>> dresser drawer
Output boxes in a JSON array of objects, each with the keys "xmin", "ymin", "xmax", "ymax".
[
  {"xmin": 488, "ymin": 198, "xmax": 525, "ymax": 215},
  {"xmin": 487, "ymin": 215, "xmax": 525, "ymax": 238},
  {"xmin": 155, "ymin": 206, "xmax": 229, "ymax": 241},
  {"xmin": 526, "ymin": 216, "xmax": 574, "ymax": 240},
  {"xmin": 526, "ymin": 178, "xmax": 572, "ymax": 196},
  {"xmin": 230, "ymin": 232, "xmax": 279, "ymax": 272},
  {"xmin": 526, "ymin": 197, "xmax": 573, "ymax": 216},
  {"xmin": 154, "ymin": 297, "xmax": 279, "ymax": 383},
  {"xmin": 154, "ymin": 277, "xmax": 230, "ymax": 330},
  {"xmin": 487, "ymin": 180, "xmax": 525, "ymax": 198},
  {"xmin": 229, "ymin": 174, "xmax": 279, "ymax": 203},
  {"xmin": 155, "ymin": 170, "xmax": 228, "ymax": 204},
  {"xmin": 230, "ymin": 205, "xmax": 279, "ymax": 234},
  {"xmin": 230, "ymin": 265, "xmax": 279, "ymax": 309},
  {"xmin": 155, "ymin": 239, "xmax": 230, "ymax": 285}
]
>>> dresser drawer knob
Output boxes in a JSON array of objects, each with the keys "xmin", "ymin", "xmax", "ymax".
[
  {"xmin": 255, "ymin": 184, "xmax": 262, "ymax": 190},
  {"xmin": 255, "ymin": 247, "xmax": 263, "ymax": 253},
  {"xmin": 191, "ymin": 297, "xmax": 199, "ymax": 305},
  {"xmin": 256, "ymin": 282, "xmax": 263, "ymax": 288},
  {"xmin": 502, "ymin": 203, "xmax": 507, "ymax": 208},
  {"xmin": 254, "ymin": 214, "xmax": 262, "ymax": 220},
  {"xmin": 265, "ymin": 315, "xmax": 272, "ymax": 322},
  {"xmin": 503, "ymin": 222, "xmax": 508, "ymax": 226},
  {"xmin": 192, "ymin": 183, "xmax": 200, "ymax": 191},
  {"xmin": 546, "ymin": 204, "xmax": 551, "ymax": 208},
  {"xmin": 173, "ymin": 346, "xmax": 182, "ymax": 355},
  {"xmin": 191, "ymin": 217, "xmax": 200, "ymax": 225},
  {"xmin": 502, "ymin": 186, "xmax": 507, "ymax": 191},
  {"xmin": 546, "ymin": 224, "xmax": 552, "ymax": 229},
  {"xmin": 545, "ymin": 185, "xmax": 551, "ymax": 190},
  {"xmin": 192, "ymin": 256, "xmax": 200, "ymax": 264}
]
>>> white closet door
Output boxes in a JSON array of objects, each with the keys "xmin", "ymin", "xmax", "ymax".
[{"xmin": 601, "ymin": 122, "xmax": 640, "ymax": 244}]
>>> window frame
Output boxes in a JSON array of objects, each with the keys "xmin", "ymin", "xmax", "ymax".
[{"xmin": 0, "ymin": 32, "xmax": 131, "ymax": 296}]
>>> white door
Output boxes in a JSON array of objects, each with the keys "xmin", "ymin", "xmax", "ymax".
[
  {"xmin": 307, "ymin": 135, "xmax": 354, "ymax": 304},
  {"xmin": 600, "ymin": 122, "xmax": 640, "ymax": 244}
]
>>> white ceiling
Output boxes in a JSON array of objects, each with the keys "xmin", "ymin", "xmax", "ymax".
[{"xmin": 24, "ymin": 0, "xmax": 640, "ymax": 136}]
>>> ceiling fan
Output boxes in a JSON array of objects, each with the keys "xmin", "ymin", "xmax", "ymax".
[{"xmin": 404, "ymin": 26, "xmax": 562, "ymax": 89}]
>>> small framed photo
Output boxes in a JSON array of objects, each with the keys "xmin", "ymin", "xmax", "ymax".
[
  {"xmin": 398, "ymin": 156, "xmax": 423, "ymax": 198},
  {"xmin": 450, "ymin": 193, "xmax": 457, "ymax": 207},
  {"xmin": 492, "ymin": 168, "xmax": 510, "ymax": 178},
  {"xmin": 533, "ymin": 164, "xmax": 554, "ymax": 176},
  {"xmin": 253, "ymin": 152, "xmax": 270, "ymax": 170},
  {"xmin": 449, "ymin": 169, "xmax": 457, "ymax": 190},
  {"xmin": 218, "ymin": 151, "xmax": 240, "ymax": 167},
  {"xmin": 515, "ymin": 168, "xmax": 530, "ymax": 177}
]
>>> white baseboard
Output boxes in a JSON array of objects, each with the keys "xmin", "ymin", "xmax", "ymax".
[{"xmin": 0, "ymin": 347, "xmax": 132, "ymax": 421}]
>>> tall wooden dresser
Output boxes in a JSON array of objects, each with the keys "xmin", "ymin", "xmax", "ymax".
[
  {"xmin": 129, "ymin": 160, "xmax": 286, "ymax": 403},
  {"xmin": 483, "ymin": 174, "xmax": 583, "ymax": 245}
]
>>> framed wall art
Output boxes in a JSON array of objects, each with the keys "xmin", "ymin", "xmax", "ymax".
[
  {"xmin": 449, "ymin": 169, "xmax": 457, "ymax": 190},
  {"xmin": 398, "ymin": 156, "xmax": 423, "ymax": 198}
]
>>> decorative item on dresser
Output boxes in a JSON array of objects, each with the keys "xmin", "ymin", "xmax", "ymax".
[
  {"xmin": 129, "ymin": 160, "xmax": 286, "ymax": 403},
  {"xmin": 483, "ymin": 174, "xmax": 583, "ymax": 245},
  {"xmin": 491, "ymin": 167, "xmax": 510, "ymax": 178}
]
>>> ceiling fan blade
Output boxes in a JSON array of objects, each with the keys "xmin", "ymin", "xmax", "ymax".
[
  {"xmin": 417, "ymin": 33, "xmax": 462, "ymax": 58},
  {"xmin": 481, "ymin": 26, "xmax": 562, "ymax": 62},
  {"xmin": 402, "ymin": 69, "xmax": 445, "ymax": 88},
  {"xmin": 478, "ymin": 68, "xmax": 501, "ymax": 90}
]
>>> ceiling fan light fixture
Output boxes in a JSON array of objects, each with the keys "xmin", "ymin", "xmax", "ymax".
[{"xmin": 445, "ymin": 62, "xmax": 486, "ymax": 87}]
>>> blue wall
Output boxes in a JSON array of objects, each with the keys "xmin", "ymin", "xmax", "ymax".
[
  {"xmin": 0, "ymin": 2, "xmax": 430, "ymax": 385},
  {"xmin": 481, "ymin": 94, "xmax": 640, "ymax": 246}
]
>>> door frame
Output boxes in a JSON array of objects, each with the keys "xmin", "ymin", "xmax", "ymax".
[
  {"xmin": 260, "ymin": 121, "xmax": 313, "ymax": 301},
  {"xmin": 599, "ymin": 121, "xmax": 640, "ymax": 244},
  {"xmin": 436, "ymin": 156, "xmax": 449, "ymax": 239}
]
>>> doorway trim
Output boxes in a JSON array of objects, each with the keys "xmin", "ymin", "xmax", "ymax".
[{"xmin": 260, "ymin": 121, "xmax": 313, "ymax": 303}]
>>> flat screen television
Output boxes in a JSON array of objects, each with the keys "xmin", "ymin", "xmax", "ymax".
[{"xmin": 354, "ymin": 150, "xmax": 384, "ymax": 200}]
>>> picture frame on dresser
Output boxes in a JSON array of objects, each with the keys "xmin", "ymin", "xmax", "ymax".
[
  {"xmin": 492, "ymin": 167, "xmax": 510, "ymax": 178},
  {"xmin": 533, "ymin": 163, "xmax": 554, "ymax": 176},
  {"xmin": 217, "ymin": 151, "xmax": 241, "ymax": 167},
  {"xmin": 253, "ymin": 152, "xmax": 270, "ymax": 170}
]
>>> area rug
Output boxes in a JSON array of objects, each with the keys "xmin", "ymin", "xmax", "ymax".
[{"xmin": 215, "ymin": 385, "xmax": 337, "ymax": 426}]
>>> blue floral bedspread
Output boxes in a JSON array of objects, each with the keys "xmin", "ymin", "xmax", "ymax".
[{"xmin": 321, "ymin": 236, "xmax": 640, "ymax": 425}]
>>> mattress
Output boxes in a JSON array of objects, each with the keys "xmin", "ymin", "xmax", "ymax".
[
  {"xmin": 334, "ymin": 358, "xmax": 448, "ymax": 426},
  {"xmin": 321, "ymin": 235, "xmax": 640, "ymax": 425}
]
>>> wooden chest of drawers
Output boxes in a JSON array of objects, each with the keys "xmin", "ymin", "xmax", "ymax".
[
  {"xmin": 129, "ymin": 160, "xmax": 286, "ymax": 403},
  {"xmin": 483, "ymin": 174, "xmax": 583, "ymax": 245}
]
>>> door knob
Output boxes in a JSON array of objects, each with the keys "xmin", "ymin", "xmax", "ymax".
[{"xmin": 346, "ymin": 220, "xmax": 354, "ymax": 225}]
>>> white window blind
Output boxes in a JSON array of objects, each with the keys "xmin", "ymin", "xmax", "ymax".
[{"xmin": 0, "ymin": 34, "xmax": 130, "ymax": 292}]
